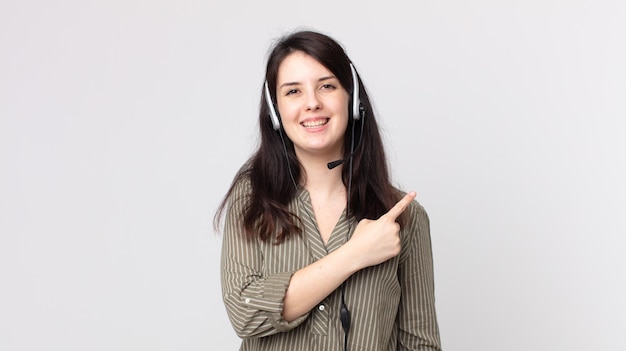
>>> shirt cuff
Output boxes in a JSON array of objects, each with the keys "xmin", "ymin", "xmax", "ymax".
[{"xmin": 244, "ymin": 271, "xmax": 309, "ymax": 332}]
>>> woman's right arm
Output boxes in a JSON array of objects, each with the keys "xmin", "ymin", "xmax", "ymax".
[{"xmin": 220, "ymin": 183, "xmax": 310, "ymax": 338}]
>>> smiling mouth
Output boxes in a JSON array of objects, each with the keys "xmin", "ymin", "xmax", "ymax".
[{"xmin": 301, "ymin": 119, "xmax": 329, "ymax": 128}]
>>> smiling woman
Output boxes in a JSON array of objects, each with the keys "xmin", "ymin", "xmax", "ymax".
[
  {"xmin": 214, "ymin": 30, "xmax": 441, "ymax": 351},
  {"xmin": 275, "ymin": 51, "xmax": 350, "ymax": 161}
]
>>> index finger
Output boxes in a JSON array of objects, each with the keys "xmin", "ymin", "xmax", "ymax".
[{"xmin": 381, "ymin": 191, "xmax": 416, "ymax": 221}]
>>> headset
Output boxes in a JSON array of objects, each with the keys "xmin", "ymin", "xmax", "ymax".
[{"xmin": 264, "ymin": 63, "xmax": 362, "ymax": 131}]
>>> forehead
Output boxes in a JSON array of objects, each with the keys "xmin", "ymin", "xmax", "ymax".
[{"xmin": 276, "ymin": 51, "xmax": 334, "ymax": 84}]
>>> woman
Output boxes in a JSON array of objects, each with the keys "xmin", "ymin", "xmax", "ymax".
[{"xmin": 215, "ymin": 30, "xmax": 441, "ymax": 351}]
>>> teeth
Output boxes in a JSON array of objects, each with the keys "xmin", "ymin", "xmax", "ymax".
[{"xmin": 302, "ymin": 119, "xmax": 328, "ymax": 127}]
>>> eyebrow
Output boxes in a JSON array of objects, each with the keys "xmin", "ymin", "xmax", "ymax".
[{"xmin": 278, "ymin": 75, "xmax": 337, "ymax": 89}]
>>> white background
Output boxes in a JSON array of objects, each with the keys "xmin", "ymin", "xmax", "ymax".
[{"xmin": 1, "ymin": 1, "xmax": 625, "ymax": 350}]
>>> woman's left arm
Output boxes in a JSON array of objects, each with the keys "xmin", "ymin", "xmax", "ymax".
[{"xmin": 396, "ymin": 201, "xmax": 442, "ymax": 351}]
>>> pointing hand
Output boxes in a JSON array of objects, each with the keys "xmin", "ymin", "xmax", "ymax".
[{"xmin": 347, "ymin": 192, "xmax": 416, "ymax": 269}]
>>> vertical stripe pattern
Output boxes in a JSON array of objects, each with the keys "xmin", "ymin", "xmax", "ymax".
[{"xmin": 220, "ymin": 178, "xmax": 442, "ymax": 350}]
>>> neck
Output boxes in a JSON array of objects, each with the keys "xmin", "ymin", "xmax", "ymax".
[{"xmin": 296, "ymin": 152, "xmax": 345, "ymax": 196}]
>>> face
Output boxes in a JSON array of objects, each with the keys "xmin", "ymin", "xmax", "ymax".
[{"xmin": 275, "ymin": 51, "xmax": 350, "ymax": 161}]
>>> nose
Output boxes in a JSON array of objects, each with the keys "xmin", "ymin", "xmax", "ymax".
[{"xmin": 305, "ymin": 91, "xmax": 322, "ymax": 111}]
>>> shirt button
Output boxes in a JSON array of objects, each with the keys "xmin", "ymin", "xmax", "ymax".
[
  {"xmin": 318, "ymin": 304, "xmax": 325, "ymax": 311},
  {"xmin": 245, "ymin": 298, "xmax": 250, "ymax": 304}
]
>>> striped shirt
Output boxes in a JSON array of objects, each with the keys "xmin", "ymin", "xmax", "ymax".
[{"xmin": 221, "ymin": 179, "xmax": 441, "ymax": 350}]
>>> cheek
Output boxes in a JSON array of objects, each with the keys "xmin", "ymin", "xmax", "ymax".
[
  {"xmin": 335, "ymin": 93, "xmax": 351, "ymax": 119},
  {"xmin": 331, "ymin": 99, "xmax": 350, "ymax": 122},
  {"xmin": 277, "ymin": 101, "xmax": 299, "ymax": 122}
]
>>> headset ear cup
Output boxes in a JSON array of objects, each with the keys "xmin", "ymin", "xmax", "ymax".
[
  {"xmin": 264, "ymin": 81, "xmax": 281, "ymax": 130},
  {"xmin": 349, "ymin": 63, "xmax": 362, "ymax": 120}
]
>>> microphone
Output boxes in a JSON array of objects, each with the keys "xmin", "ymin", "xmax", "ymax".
[
  {"xmin": 327, "ymin": 158, "xmax": 345, "ymax": 170},
  {"xmin": 327, "ymin": 150, "xmax": 357, "ymax": 169}
]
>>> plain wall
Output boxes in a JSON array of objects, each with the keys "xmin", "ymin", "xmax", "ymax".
[{"xmin": 1, "ymin": 0, "xmax": 624, "ymax": 350}]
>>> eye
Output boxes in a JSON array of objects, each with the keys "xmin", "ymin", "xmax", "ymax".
[
  {"xmin": 321, "ymin": 84, "xmax": 336, "ymax": 90},
  {"xmin": 285, "ymin": 88, "xmax": 299, "ymax": 96}
]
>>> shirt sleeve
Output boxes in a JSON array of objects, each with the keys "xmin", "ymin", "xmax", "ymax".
[
  {"xmin": 397, "ymin": 201, "xmax": 442, "ymax": 350},
  {"xmin": 220, "ymin": 180, "xmax": 309, "ymax": 338}
]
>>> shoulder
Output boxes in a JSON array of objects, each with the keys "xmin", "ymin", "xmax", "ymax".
[
  {"xmin": 225, "ymin": 173, "xmax": 253, "ymax": 216},
  {"xmin": 408, "ymin": 197, "xmax": 428, "ymax": 222},
  {"xmin": 224, "ymin": 159, "xmax": 254, "ymax": 199},
  {"xmin": 231, "ymin": 173, "xmax": 252, "ymax": 196}
]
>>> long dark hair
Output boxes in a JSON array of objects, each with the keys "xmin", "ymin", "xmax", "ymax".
[{"xmin": 214, "ymin": 30, "xmax": 403, "ymax": 243}]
